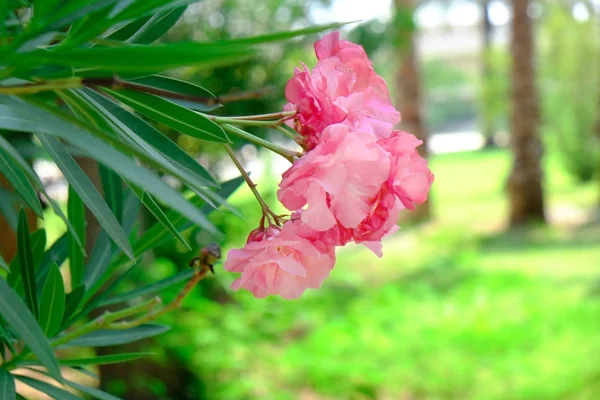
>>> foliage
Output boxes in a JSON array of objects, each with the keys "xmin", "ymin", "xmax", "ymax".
[
  {"xmin": 0, "ymin": 0, "xmax": 340, "ymax": 398},
  {"xmin": 540, "ymin": 3, "xmax": 600, "ymax": 183}
]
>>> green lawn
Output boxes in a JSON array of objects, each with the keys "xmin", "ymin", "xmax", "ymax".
[{"xmin": 153, "ymin": 148, "xmax": 600, "ymax": 400}]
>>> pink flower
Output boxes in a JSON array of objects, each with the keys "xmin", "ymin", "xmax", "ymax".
[
  {"xmin": 378, "ymin": 131, "xmax": 434, "ymax": 210},
  {"xmin": 224, "ymin": 220, "xmax": 336, "ymax": 299},
  {"xmin": 284, "ymin": 32, "xmax": 400, "ymax": 150},
  {"xmin": 278, "ymin": 123, "xmax": 390, "ymax": 234}
]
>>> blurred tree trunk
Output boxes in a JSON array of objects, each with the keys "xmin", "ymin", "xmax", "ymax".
[
  {"xmin": 394, "ymin": 0, "xmax": 431, "ymax": 221},
  {"xmin": 507, "ymin": 0, "xmax": 546, "ymax": 226},
  {"xmin": 481, "ymin": 0, "xmax": 495, "ymax": 148}
]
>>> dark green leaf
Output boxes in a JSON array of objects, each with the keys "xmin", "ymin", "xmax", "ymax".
[
  {"xmin": 62, "ymin": 285, "xmax": 85, "ymax": 324},
  {"xmin": 0, "ymin": 135, "xmax": 85, "ymax": 252},
  {"xmin": 81, "ymin": 88, "xmax": 218, "ymax": 188},
  {"xmin": 84, "ymin": 232, "xmax": 113, "ymax": 289},
  {"xmin": 0, "ymin": 146, "xmax": 43, "ymax": 218},
  {"xmin": 133, "ymin": 176, "xmax": 243, "ymax": 255},
  {"xmin": 19, "ymin": 352, "xmax": 152, "ymax": 367},
  {"xmin": 36, "ymin": 234, "xmax": 69, "ymax": 295},
  {"xmin": 15, "ymin": 376, "xmax": 76, "ymax": 400},
  {"xmin": 21, "ymin": 42, "xmax": 254, "ymax": 73},
  {"xmin": 123, "ymin": 6, "xmax": 186, "ymax": 44},
  {"xmin": 104, "ymin": 89, "xmax": 229, "ymax": 143},
  {"xmin": 0, "ymin": 98, "xmax": 219, "ymax": 236},
  {"xmin": 37, "ymin": 0, "xmax": 119, "ymax": 32},
  {"xmin": 39, "ymin": 264, "xmax": 65, "ymax": 338},
  {"xmin": 129, "ymin": 75, "xmax": 220, "ymax": 111},
  {"xmin": 99, "ymin": 164, "xmax": 123, "ymax": 223},
  {"xmin": 16, "ymin": 209, "xmax": 37, "ymax": 318},
  {"xmin": 127, "ymin": 182, "xmax": 190, "ymax": 250},
  {"xmin": 64, "ymin": 324, "xmax": 169, "ymax": 347},
  {"xmin": 67, "ymin": 186, "xmax": 85, "ymax": 288},
  {"xmin": 65, "ymin": 379, "xmax": 121, "ymax": 400},
  {"xmin": 0, "ymin": 278, "xmax": 61, "ymax": 381},
  {"xmin": 101, "ymin": 269, "xmax": 193, "ymax": 307},
  {"xmin": 38, "ymin": 134, "xmax": 134, "ymax": 260},
  {"xmin": 8, "ymin": 228, "xmax": 46, "ymax": 293},
  {"xmin": 0, "ymin": 369, "xmax": 15, "ymax": 400}
]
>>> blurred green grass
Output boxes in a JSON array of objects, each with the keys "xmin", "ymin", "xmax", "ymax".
[{"xmin": 162, "ymin": 148, "xmax": 600, "ymax": 400}]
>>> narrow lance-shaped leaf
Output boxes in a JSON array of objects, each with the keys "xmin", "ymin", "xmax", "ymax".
[
  {"xmin": 8, "ymin": 228, "xmax": 46, "ymax": 295},
  {"xmin": 62, "ymin": 285, "xmax": 85, "ymax": 326},
  {"xmin": 38, "ymin": 134, "xmax": 134, "ymax": 261},
  {"xmin": 104, "ymin": 88, "xmax": 229, "ymax": 143},
  {"xmin": 38, "ymin": 264, "xmax": 65, "ymax": 338},
  {"xmin": 63, "ymin": 324, "xmax": 169, "ymax": 347},
  {"xmin": 0, "ymin": 369, "xmax": 16, "ymax": 400},
  {"xmin": 99, "ymin": 164, "xmax": 123, "ymax": 223},
  {"xmin": 14, "ymin": 376, "xmax": 76, "ymax": 400},
  {"xmin": 18, "ymin": 352, "xmax": 153, "ymax": 367},
  {"xmin": 0, "ymin": 278, "xmax": 62, "ymax": 382},
  {"xmin": 67, "ymin": 187, "xmax": 85, "ymax": 288},
  {"xmin": 16, "ymin": 209, "xmax": 37, "ymax": 318},
  {"xmin": 0, "ymin": 135, "xmax": 85, "ymax": 253},
  {"xmin": 65, "ymin": 379, "xmax": 121, "ymax": 400},
  {"xmin": 126, "ymin": 181, "xmax": 190, "ymax": 250},
  {"xmin": 0, "ymin": 146, "xmax": 44, "ymax": 218},
  {"xmin": 36, "ymin": 234, "xmax": 69, "ymax": 295},
  {"xmin": 0, "ymin": 98, "xmax": 219, "ymax": 236},
  {"xmin": 128, "ymin": 75, "xmax": 220, "ymax": 111},
  {"xmin": 80, "ymin": 88, "xmax": 218, "ymax": 188}
]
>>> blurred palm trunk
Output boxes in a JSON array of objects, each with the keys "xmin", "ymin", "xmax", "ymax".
[
  {"xmin": 507, "ymin": 0, "xmax": 546, "ymax": 226},
  {"xmin": 394, "ymin": 0, "xmax": 431, "ymax": 221},
  {"xmin": 481, "ymin": 0, "xmax": 495, "ymax": 148}
]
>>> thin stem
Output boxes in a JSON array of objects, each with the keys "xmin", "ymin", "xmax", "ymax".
[
  {"xmin": 222, "ymin": 124, "xmax": 298, "ymax": 163},
  {"xmin": 275, "ymin": 125, "xmax": 298, "ymax": 140},
  {"xmin": 223, "ymin": 144, "xmax": 282, "ymax": 224},
  {"xmin": 106, "ymin": 268, "xmax": 210, "ymax": 330},
  {"xmin": 0, "ymin": 78, "xmax": 83, "ymax": 95},
  {"xmin": 51, "ymin": 298, "xmax": 159, "ymax": 348}
]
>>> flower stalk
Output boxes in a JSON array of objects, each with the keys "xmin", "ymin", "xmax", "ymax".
[{"xmin": 221, "ymin": 124, "xmax": 299, "ymax": 163}]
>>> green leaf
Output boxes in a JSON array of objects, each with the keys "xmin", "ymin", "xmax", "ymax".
[
  {"xmin": 133, "ymin": 176, "xmax": 243, "ymax": 256},
  {"xmin": 16, "ymin": 209, "xmax": 37, "ymax": 318},
  {"xmin": 114, "ymin": 6, "xmax": 187, "ymax": 44},
  {"xmin": 0, "ymin": 254, "xmax": 8, "ymax": 272},
  {"xmin": 0, "ymin": 278, "xmax": 61, "ymax": 381},
  {"xmin": 127, "ymin": 182, "xmax": 190, "ymax": 250},
  {"xmin": 65, "ymin": 324, "xmax": 169, "ymax": 347},
  {"xmin": 0, "ymin": 98, "xmax": 219, "ymax": 236},
  {"xmin": 38, "ymin": 134, "xmax": 134, "ymax": 260},
  {"xmin": 0, "ymin": 146, "xmax": 43, "ymax": 218},
  {"xmin": 21, "ymin": 42, "xmax": 254, "ymax": 73},
  {"xmin": 62, "ymin": 285, "xmax": 85, "ymax": 325},
  {"xmin": 19, "ymin": 352, "xmax": 153, "ymax": 367},
  {"xmin": 99, "ymin": 164, "xmax": 123, "ymax": 223},
  {"xmin": 104, "ymin": 89, "xmax": 229, "ymax": 143},
  {"xmin": 35, "ymin": 0, "xmax": 119, "ymax": 32},
  {"xmin": 84, "ymin": 232, "xmax": 113, "ymax": 289},
  {"xmin": 15, "ymin": 376, "xmax": 77, "ymax": 400},
  {"xmin": 0, "ymin": 369, "xmax": 15, "ymax": 400},
  {"xmin": 36, "ymin": 234, "xmax": 69, "ymax": 295},
  {"xmin": 129, "ymin": 75, "xmax": 220, "ymax": 111},
  {"xmin": 0, "ymin": 135, "xmax": 85, "ymax": 253},
  {"xmin": 101, "ymin": 269, "xmax": 193, "ymax": 307},
  {"xmin": 81, "ymin": 88, "xmax": 218, "ymax": 188},
  {"xmin": 67, "ymin": 186, "xmax": 85, "ymax": 288},
  {"xmin": 65, "ymin": 379, "xmax": 121, "ymax": 400},
  {"xmin": 7, "ymin": 228, "xmax": 46, "ymax": 295},
  {"xmin": 219, "ymin": 22, "xmax": 349, "ymax": 46},
  {"xmin": 38, "ymin": 264, "xmax": 65, "ymax": 338}
]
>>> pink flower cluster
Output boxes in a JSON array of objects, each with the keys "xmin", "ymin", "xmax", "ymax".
[{"xmin": 224, "ymin": 32, "xmax": 433, "ymax": 299}]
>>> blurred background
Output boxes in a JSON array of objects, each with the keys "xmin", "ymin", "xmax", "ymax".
[{"xmin": 9, "ymin": 0, "xmax": 600, "ymax": 398}]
